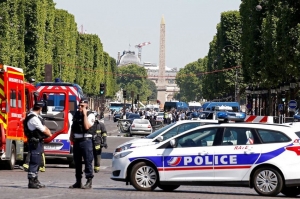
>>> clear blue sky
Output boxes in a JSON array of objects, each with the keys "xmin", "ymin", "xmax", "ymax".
[{"xmin": 54, "ymin": 0, "xmax": 241, "ymax": 69}]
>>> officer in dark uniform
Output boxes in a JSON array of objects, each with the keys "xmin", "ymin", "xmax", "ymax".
[
  {"xmin": 69, "ymin": 99, "xmax": 95, "ymax": 189},
  {"xmin": 23, "ymin": 102, "xmax": 52, "ymax": 189},
  {"xmin": 92, "ymin": 117, "xmax": 108, "ymax": 173}
]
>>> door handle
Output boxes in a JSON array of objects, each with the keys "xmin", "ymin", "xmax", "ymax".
[{"xmin": 198, "ymin": 151, "xmax": 208, "ymax": 156}]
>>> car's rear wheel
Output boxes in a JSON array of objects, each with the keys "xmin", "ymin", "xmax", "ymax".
[
  {"xmin": 253, "ymin": 167, "xmax": 283, "ymax": 196},
  {"xmin": 158, "ymin": 184, "xmax": 180, "ymax": 192},
  {"xmin": 281, "ymin": 186, "xmax": 300, "ymax": 197},
  {"xmin": 130, "ymin": 162, "xmax": 158, "ymax": 191}
]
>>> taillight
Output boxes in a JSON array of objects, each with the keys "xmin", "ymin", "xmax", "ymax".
[
  {"xmin": 148, "ymin": 125, "xmax": 151, "ymax": 128},
  {"xmin": 285, "ymin": 146, "xmax": 300, "ymax": 155},
  {"xmin": 131, "ymin": 124, "xmax": 135, "ymax": 128},
  {"xmin": 1, "ymin": 100, "xmax": 6, "ymax": 113}
]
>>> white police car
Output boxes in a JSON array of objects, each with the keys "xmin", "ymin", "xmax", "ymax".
[
  {"xmin": 111, "ymin": 123, "xmax": 300, "ymax": 197},
  {"xmin": 115, "ymin": 120, "xmax": 219, "ymax": 153}
]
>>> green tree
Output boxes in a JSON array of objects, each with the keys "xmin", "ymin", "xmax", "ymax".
[
  {"xmin": 176, "ymin": 58, "xmax": 205, "ymax": 101},
  {"xmin": 117, "ymin": 64, "xmax": 150, "ymax": 101},
  {"xmin": 146, "ymin": 79, "xmax": 157, "ymax": 100},
  {"xmin": 53, "ymin": 9, "xmax": 77, "ymax": 83}
]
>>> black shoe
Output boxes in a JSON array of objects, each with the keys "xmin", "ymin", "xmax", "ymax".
[
  {"xmin": 69, "ymin": 181, "xmax": 82, "ymax": 189},
  {"xmin": 36, "ymin": 178, "xmax": 45, "ymax": 188},
  {"xmin": 28, "ymin": 178, "xmax": 39, "ymax": 189},
  {"xmin": 82, "ymin": 178, "xmax": 92, "ymax": 189}
]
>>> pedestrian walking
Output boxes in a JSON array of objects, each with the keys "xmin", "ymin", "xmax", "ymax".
[
  {"xmin": 69, "ymin": 99, "xmax": 95, "ymax": 189},
  {"xmin": 23, "ymin": 102, "xmax": 52, "ymax": 189},
  {"xmin": 92, "ymin": 118, "xmax": 108, "ymax": 173}
]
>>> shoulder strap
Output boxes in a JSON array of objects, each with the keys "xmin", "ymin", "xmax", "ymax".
[{"xmin": 25, "ymin": 114, "xmax": 37, "ymax": 123}]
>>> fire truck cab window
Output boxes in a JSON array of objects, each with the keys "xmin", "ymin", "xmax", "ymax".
[
  {"xmin": 18, "ymin": 90, "xmax": 22, "ymax": 108},
  {"xmin": 10, "ymin": 90, "xmax": 16, "ymax": 108},
  {"xmin": 47, "ymin": 93, "xmax": 65, "ymax": 111}
]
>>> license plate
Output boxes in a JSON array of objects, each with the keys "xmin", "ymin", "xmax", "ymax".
[{"xmin": 44, "ymin": 144, "xmax": 58, "ymax": 150}]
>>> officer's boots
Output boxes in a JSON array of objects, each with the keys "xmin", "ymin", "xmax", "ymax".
[
  {"xmin": 36, "ymin": 178, "xmax": 45, "ymax": 188},
  {"xmin": 28, "ymin": 178, "xmax": 39, "ymax": 189},
  {"xmin": 82, "ymin": 178, "xmax": 92, "ymax": 189},
  {"xmin": 69, "ymin": 180, "xmax": 82, "ymax": 189}
]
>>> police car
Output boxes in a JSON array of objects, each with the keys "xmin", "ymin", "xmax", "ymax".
[
  {"xmin": 111, "ymin": 122, "xmax": 300, "ymax": 197},
  {"xmin": 115, "ymin": 119, "xmax": 219, "ymax": 153}
]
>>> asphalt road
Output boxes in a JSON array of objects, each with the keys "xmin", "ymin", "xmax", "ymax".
[{"xmin": 0, "ymin": 117, "xmax": 293, "ymax": 198}]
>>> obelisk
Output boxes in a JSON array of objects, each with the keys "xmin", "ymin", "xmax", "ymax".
[{"xmin": 157, "ymin": 15, "xmax": 166, "ymax": 109}]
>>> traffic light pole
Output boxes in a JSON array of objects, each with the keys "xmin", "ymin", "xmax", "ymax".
[{"xmin": 99, "ymin": 83, "xmax": 105, "ymax": 119}]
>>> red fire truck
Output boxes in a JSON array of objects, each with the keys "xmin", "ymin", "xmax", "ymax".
[
  {"xmin": 0, "ymin": 64, "xmax": 37, "ymax": 169},
  {"xmin": 35, "ymin": 82, "xmax": 77, "ymax": 167}
]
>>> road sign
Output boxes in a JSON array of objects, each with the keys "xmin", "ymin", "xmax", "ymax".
[
  {"xmin": 278, "ymin": 104, "xmax": 283, "ymax": 111},
  {"xmin": 288, "ymin": 100, "xmax": 297, "ymax": 109}
]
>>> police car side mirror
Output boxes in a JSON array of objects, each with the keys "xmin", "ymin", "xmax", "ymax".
[
  {"xmin": 157, "ymin": 136, "xmax": 163, "ymax": 142},
  {"xmin": 170, "ymin": 139, "xmax": 176, "ymax": 148}
]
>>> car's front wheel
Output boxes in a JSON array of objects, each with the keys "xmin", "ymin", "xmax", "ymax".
[
  {"xmin": 158, "ymin": 184, "xmax": 180, "ymax": 192},
  {"xmin": 281, "ymin": 186, "xmax": 300, "ymax": 197},
  {"xmin": 130, "ymin": 162, "xmax": 158, "ymax": 191},
  {"xmin": 253, "ymin": 167, "xmax": 283, "ymax": 196}
]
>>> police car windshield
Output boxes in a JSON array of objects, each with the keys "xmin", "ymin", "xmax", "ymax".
[{"xmin": 146, "ymin": 122, "xmax": 176, "ymax": 139}]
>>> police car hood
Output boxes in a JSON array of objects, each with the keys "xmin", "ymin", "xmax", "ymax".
[{"xmin": 117, "ymin": 137, "xmax": 156, "ymax": 149}]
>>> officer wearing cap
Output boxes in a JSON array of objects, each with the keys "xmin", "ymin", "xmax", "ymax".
[
  {"xmin": 69, "ymin": 99, "xmax": 95, "ymax": 189},
  {"xmin": 23, "ymin": 101, "xmax": 52, "ymax": 189}
]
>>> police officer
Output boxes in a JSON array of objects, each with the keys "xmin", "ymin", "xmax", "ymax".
[
  {"xmin": 92, "ymin": 117, "xmax": 108, "ymax": 173},
  {"xmin": 69, "ymin": 99, "xmax": 95, "ymax": 189},
  {"xmin": 23, "ymin": 102, "xmax": 52, "ymax": 189}
]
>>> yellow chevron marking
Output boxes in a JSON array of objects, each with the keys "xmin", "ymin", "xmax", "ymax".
[{"xmin": 0, "ymin": 78, "xmax": 4, "ymax": 86}]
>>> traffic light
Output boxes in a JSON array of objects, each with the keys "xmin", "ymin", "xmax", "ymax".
[
  {"xmin": 100, "ymin": 83, "xmax": 105, "ymax": 95},
  {"xmin": 123, "ymin": 90, "xmax": 127, "ymax": 99},
  {"xmin": 281, "ymin": 91, "xmax": 286, "ymax": 102}
]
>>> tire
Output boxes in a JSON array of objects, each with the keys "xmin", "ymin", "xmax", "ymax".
[
  {"xmin": 252, "ymin": 167, "xmax": 283, "ymax": 196},
  {"xmin": 130, "ymin": 162, "xmax": 158, "ymax": 191},
  {"xmin": 5, "ymin": 143, "xmax": 16, "ymax": 170},
  {"xmin": 281, "ymin": 186, "xmax": 300, "ymax": 197},
  {"xmin": 158, "ymin": 184, "xmax": 180, "ymax": 192}
]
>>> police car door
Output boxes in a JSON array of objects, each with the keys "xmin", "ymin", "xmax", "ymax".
[
  {"xmin": 213, "ymin": 127, "xmax": 261, "ymax": 181},
  {"xmin": 160, "ymin": 127, "xmax": 220, "ymax": 182}
]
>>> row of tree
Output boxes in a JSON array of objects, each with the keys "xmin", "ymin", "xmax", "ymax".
[
  {"xmin": 177, "ymin": 0, "xmax": 300, "ymax": 101},
  {"xmin": 0, "ymin": 0, "xmax": 117, "ymax": 97}
]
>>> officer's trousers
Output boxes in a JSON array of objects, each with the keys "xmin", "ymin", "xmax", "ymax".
[
  {"xmin": 24, "ymin": 142, "xmax": 45, "ymax": 171},
  {"xmin": 73, "ymin": 138, "xmax": 94, "ymax": 180},
  {"xmin": 28, "ymin": 141, "xmax": 43, "ymax": 179}
]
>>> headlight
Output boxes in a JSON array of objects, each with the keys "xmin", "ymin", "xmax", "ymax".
[
  {"xmin": 114, "ymin": 151, "xmax": 132, "ymax": 159},
  {"xmin": 115, "ymin": 143, "xmax": 132, "ymax": 153}
]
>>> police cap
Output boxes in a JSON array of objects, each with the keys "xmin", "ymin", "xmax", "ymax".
[
  {"xmin": 79, "ymin": 98, "xmax": 88, "ymax": 104},
  {"xmin": 34, "ymin": 101, "xmax": 44, "ymax": 109}
]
